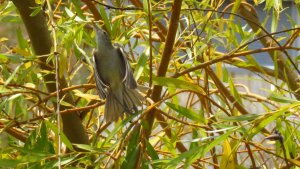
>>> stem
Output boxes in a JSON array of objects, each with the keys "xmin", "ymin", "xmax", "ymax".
[
  {"xmin": 12, "ymin": 0, "xmax": 90, "ymax": 147},
  {"xmin": 135, "ymin": 0, "xmax": 183, "ymax": 168}
]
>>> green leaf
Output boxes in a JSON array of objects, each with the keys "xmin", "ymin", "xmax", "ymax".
[
  {"xmin": 17, "ymin": 65, "xmax": 34, "ymax": 84},
  {"xmin": 223, "ymin": 67, "xmax": 229, "ymax": 83},
  {"xmin": 8, "ymin": 93, "xmax": 22, "ymax": 101},
  {"xmin": 59, "ymin": 100, "xmax": 74, "ymax": 107},
  {"xmin": 16, "ymin": 28, "xmax": 28, "ymax": 49},
  {"xmin": 220, "ymin": 114, "xmax": 261, "ymax": 122},
  {"xmin": 40, "ymin": 121, "xmax": 47, "ymax": 139},
  {"xmin": 74, "ymin": 41, "xmax": 92, "ymax": 65},
  {"xmin": 269, "ymin": 93, "xmax": 297, "ymax": 103},
  {"xmin": 29, "ymin": 6, "xmax": 42, "ymax": 17},
  {"xmin": 99, "ymin": 5, "xmax": 111, "ymax": 33},
  {"xmin": 4, "ymin": 64, "xmax": 21, "ymax": 85},
  {"xmin": 0, "ymin": 53, "xmax": 22, "ymax": 63},
  {"xmin": 100, "ymin": 113, "xmax": 138, "ymax": 149},
  {"xmin": 161, "ymin": 136, "xmax": 176, "ymax": 156},
  {"xmin": 165, "ymin": 145, "xmax": 206, "ymax": 169},
  {"xmin": 145, "ymin": 141, "xmax": 159, "ymax": 161},
  {"xmin": 111, "ymin": 15, "xmax": 122, "ymax": 37},
  {"xmin": 50, "ymin": 156, "xmax": 77, "ymax": 167},
  {"xmin": 165, "ymin": 102, "xmax": 203, "ymax": 122},
  {"xmin": 143, "ymin": 0, "xmax": 151, "ymax": 13},
  {"xmin": 203, "ymin": 127, "xmax": 238, "ymax": 155},
  {"xmin": 271, "ymin": 10, "xmax": 278, "ymax": 33},
  {"xmin": 14, "ymin": 95, "xmax": 26, "ymax": 117},
  {"xmin": 229, "ymin": 77, "xmax": 242, "ymax": 107},
  {"xmin": 0, "ymin": 53, "xmax": 8, "ymax": 63},
  {"xmin": 73, "ymin": 144, "xmax": 101, "ymax": 152},
  {"xmin": 121, "ymin": 128, "xmax": 140, "ymax": 169},
  {"xmin": 134, "ymin": 48, "xmax": 149, "ymax": 80},
  {"xmin": 0, "ymin": 159, "xmax": 21, "ymax": 167},
  {"xmin": 64, "ymin": 7, "xmax": 84, "ymax": 22},
  {"xmin": 0, "ymin": 15, "xmax": 22, "ymax": 22},
  {"xmin": 44, "ymin": 120, "xmax": 74, "ymax": 151},
  {"xmin": 70, "ymin": 0, "xmax": 86, "ymax": 19},
  {"xmin": 249, "ymin": 102, "xmax": 300, "ymax": 139},
  {"xmin": 141, "ymin": 76, "xmax": 204, "ymax": 94}
]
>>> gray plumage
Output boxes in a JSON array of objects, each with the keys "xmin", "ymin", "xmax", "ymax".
[{"xmin": 93, "ymin": 26, "xmax": 143, "ymax": 122}]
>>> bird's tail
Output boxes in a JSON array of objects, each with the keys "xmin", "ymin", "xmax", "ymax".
[{"xmin": 104, "ymin": 87, "xmax": 144, "ymax": 122}]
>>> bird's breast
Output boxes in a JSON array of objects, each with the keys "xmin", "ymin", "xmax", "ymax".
[{"xmin": 96, "ymin": 50, "xmax": 124, "ymax": 87}]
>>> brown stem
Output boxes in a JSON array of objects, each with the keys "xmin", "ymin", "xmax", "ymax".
[
  {"xmin": 134, "ymin": 0, "xmax": 183, "ymax": 168},
  {"xmin": 144, "ymin": 0, "xmax": 183, "ymax": 140},
  {"xmin": 0, "ymin": 122, "xmax": 27, "ymax": 142},
  {"xmin": 12, "ymin": 0, "xmax": 89, "ymax": 146},
  {"xmin": 206, "ymin": 68, "xmax": 250, "ymax": 115},
  {"xmin": 174, "ymin": 46, "xmax": 299, "ymax": 78},
  {"xmin": 239, "ymin": 3, "xmax": 300, "ymax": 100},
  {"xmin": 245, "ymin": 143, "xmax": 257, "ymax": 169},
  {"xmin": 82, "ymin": 0, "xmax": 102, "ymax": 21}
]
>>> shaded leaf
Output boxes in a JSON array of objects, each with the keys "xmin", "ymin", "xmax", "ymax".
[{"xmin": 44, "ymin": 120, "xmax": 74, "ymax": 151}]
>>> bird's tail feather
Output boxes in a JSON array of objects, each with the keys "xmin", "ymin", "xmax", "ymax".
[
  {"xmin": 104, "ymin": 92, "xmax": 123, "ymax": 122},
  {"xmin": 104, "ymin": 87, "xmax": 144, "ymax": 122}
]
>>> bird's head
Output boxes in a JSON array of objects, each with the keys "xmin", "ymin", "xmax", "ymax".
[{"xmin": 94, "ymin": 25, "xmax": 113, "ymax": 50}]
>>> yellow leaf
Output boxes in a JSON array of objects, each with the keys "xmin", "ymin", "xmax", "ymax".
[
  {"xmin": 13, "ymin": 47, "xmax": 30, "ymax": 57},
  {"xmin": 288, "ymin": 159, "xmax": 300, "ymax": 167},
  {"xmin": 24, "ymin": 83, "xmax": 36, "ymax": 89},
  {"xmin": 0, "ymin": 37, "xmax": 8, "ymax": 42},
  {"xmin": 220, "ymin": 139, "xmax": 236, "ymax": 169},
  {"xmin": 35, "ymin": 0, "xmax": 42, "ymax": 4},
  {"xmin": 74, "ymin": 90, "xmax": 100, "ymax": 101},
  {"xmin": 59, "ymin": 51, "xmax": 67, "ymax": 78},
  {"xmin": 24, "ymin": 61, "xmax": 32, "ymax": 69},
  {"xmin": 216, "ymin": 62, "xmax": 223, "ymax": 79}
]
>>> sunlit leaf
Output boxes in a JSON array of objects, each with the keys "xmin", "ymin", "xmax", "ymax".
[
  {"xmin": 134, "ymin": 48, "xmax": 149, "ymax": 80},
  {"xmin": 29, "ymin": 6, "xmax": 42, "ymax": 17},
  {"xmin": 74, "ymin": 90, "xmax": 100, "ymax": 101},
  {"xmin": 249, "ymin": 102, "xmax": 300, "ymax": 139},
  {"xmin": 220, "ymin": 114, "xmax": 260, "ymax": 122},
  {"xmin": 165, "ymin": 102, "xmax": 203, "ymax": 122},
  {"xmin": 4, "ymin": 64, "xmax": 21, "ymax": 85},
  {"xmin": 141, "ymin": 76, "xmax": 204, "ymax": 94},
  {"xmin": 99, "ymin": 5, "xmax": 111, "ymax": 33},
  {"xmin": 229, "ymin": 77, "xmax": 242, "ymax": 107},
  {"xmin": 270, "ymin": 93, "xmax": 297, "ymax": 103},
  {"xmin": 220, "ymin": 139, "xmax": 236, "ymax": 169},
  {"xmin": 64, "ymin": 7, "xmax": 84, "ymax": 22}
]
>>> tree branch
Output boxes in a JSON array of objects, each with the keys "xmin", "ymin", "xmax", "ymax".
[
  {"xmin": 12, "ymin": 0, "xmax": 90, "ymax": 146},
  {"xmin": 239, "ymin": 2, "xmax": 300, "ymax": 100}
]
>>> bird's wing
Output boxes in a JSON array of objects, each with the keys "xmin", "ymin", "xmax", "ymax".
[
  {"xmin": 93, "ymin": 52, "xmax": 108, "ymax": 99},
  {"xmin": 117, "ymin": 48, "xmax": 138, "ymax": 89}
]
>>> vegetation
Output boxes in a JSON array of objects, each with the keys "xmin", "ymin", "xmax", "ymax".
[{"xmin": 0, "ymin": 0, "xmax": 300, "ymax": 168}]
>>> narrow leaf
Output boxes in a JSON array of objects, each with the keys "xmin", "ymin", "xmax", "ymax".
[
  {"xmin": 141, "ymin": 76, "xmax": 204, "ymax": 94},
  {"xmin": 166, "ymin": 102, "xmax": 203, "ymax": 122},
  {"xmin": 44, "ymin": 120, "xmax": 74, "ymax": 151},
  {"xmin": 220, "ymin": 139, "xmax": 236, "ymax": 169}
]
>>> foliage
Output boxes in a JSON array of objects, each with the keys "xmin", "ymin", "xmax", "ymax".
[{"xmin": 1, "ymin": 0, "xmax": 300, "ymax": 168}]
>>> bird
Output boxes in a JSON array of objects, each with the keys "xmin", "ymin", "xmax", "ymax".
[{"xmin": 93, "ymin": 25, "xmax": 143, "ymax": 122}]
